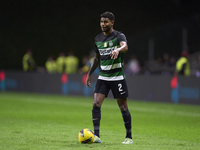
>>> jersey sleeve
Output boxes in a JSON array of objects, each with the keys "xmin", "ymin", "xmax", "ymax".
[
  {"xmin": 94, "ymin": 37, "xmax": 99, "ymax": 53},
  {"xmin": 117, "ymin": 32, "xmax": 127, "ymax": 43},
  {"xmin": 94, "ymin": 44, "xmax": 99, "ymax": 53}
]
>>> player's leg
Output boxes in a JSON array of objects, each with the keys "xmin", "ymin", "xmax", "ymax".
[
  {"xmin": 110, "ymin": 79, "xmax": 133, "ymax": 144},
  {"xmin": 92, "ymin": 79, "xmax": 109, "ymax": 142},
  {"xmin": 92, "ymin": 93, "xmax": 105, "ymax": 138},
  {"xmin": 117, "ymin": 98, "xmax": 132, "ymax": 140}
]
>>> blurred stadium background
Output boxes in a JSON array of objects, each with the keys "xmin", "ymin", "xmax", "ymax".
[
  {"xmin": 0, "ymin": 0, "xmax": 200, "ymax": 71},
  {"xmin": 0, "ymin": 1, "xmax": 200, "ymax": 149},
  {"xmin": 0, "ymin": 0, "xmax": 200, "ymax": 104}
]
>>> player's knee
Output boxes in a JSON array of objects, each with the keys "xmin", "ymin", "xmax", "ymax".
[
  {"xmin": 93, "ymin": 101, "xmax": 101, "ymax": 107},
  {"xmin": 119, "ymin": 104, "xmax": 127, "ymax": 112}
]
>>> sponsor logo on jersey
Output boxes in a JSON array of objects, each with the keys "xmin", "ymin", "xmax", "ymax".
[{"xmin": 99, "ymin": 46, "xmax": 117, "ymax": 55}]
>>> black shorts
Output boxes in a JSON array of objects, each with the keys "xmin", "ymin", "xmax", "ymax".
[{"xmin": 94, "ymin": 79, "xmax": 129, "ymax": 99}]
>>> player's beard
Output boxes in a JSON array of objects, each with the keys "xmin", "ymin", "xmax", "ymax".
[{"xmin": 102, "ymin": 25, "xmax": 112, "ymax": 33}]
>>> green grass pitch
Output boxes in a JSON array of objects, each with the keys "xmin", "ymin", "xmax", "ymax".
[{"xmin": 0, "ymin": 92, "xmax": 200, "ymax": 150}]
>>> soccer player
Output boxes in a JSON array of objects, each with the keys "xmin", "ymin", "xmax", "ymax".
[{"xmin": 86, "ymin": 11, "xmax": 133, "ymax": 144}]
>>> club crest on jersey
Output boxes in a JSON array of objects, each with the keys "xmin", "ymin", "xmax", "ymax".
[
  {"xmin": 109, "ymin": 41, "xmax": 113, "ymax": 47},
  {"xmin": 104, "ymin": 42, "xmax": 107, "ymax": 47}
]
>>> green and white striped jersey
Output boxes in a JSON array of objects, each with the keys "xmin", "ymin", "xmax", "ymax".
[{"xmin": 94, "ymin": 30, "xmax": 127, "ymax": 81}]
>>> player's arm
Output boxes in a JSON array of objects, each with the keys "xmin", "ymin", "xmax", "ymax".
[
  {"xmin": 110, "ymin": 41, "xmax": 128, "ymax": 59},
  {"xmin": 86, "ymin": 53, "xmax": 100, "ymax": 88}
]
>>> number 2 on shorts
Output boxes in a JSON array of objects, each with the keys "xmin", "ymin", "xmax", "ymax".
[{"xmin": 118, "ymin": 83, "xmax": 123, "ymax": 92}]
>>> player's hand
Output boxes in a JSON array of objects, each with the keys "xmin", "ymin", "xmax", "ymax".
[
  {"xmin": 110, "ymin": 50, "xmax": 119, "ymax": 59},
  {"xmin": 86, "ymin": 75, "xmax": 92, "ymax": 88}
]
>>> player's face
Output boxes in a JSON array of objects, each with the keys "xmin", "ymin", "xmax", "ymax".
[{"xmin": 100, "ymin": 17, "xmax": 114, "ymax": 33}]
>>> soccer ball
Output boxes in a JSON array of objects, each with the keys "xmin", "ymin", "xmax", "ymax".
[{"xmin": 78, "ymin": 128, "xmax": 94, "ymax": 144}]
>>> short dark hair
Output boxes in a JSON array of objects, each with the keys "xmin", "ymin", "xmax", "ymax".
[{"xmin": 100, "ymin": 11, "xmax": 115, "ymax": 21}]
